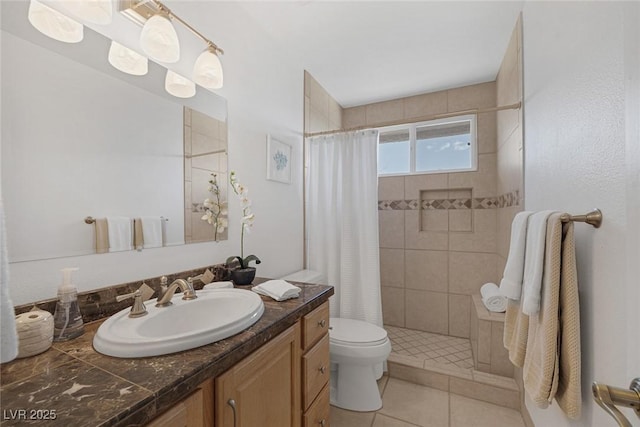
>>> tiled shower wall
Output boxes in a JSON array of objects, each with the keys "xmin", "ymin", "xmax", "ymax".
[
  {"xmin": 304, "ymin": 71, "xmax": 342, "ymax": 133},
  {"xmin": 342, "ymin": 82, "xmax": 504, "ymax": 338},
  {"xmin": 496, "ymin": 18, "xmax": 524, "ymax": 276},
  {"xmin": 184, "ymin": 107, "xmax": 228, "ymax": 244},
  {"xmin": 303, "ymin": 71, "xmax": 343, "ymax": 262}
]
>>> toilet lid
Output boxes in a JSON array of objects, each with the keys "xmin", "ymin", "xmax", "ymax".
[{"xmin": 329, "ymin": 317, "xmax": 388, "ymax": 345}]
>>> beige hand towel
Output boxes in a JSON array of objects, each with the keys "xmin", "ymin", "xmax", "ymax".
[
  {"xmin": 95, "ymin": 218, "xmax": 109, "ymax": 254},
  {"xmin": 522, "ymin": 214, "xmax": 581, "ymax": 419},
  {"xmin": 554, "ymin": 221, "xmax": 581, "ymax": 419},
  {"xmin": 503, "ymin": 298, "xmax": 529, "ymax": 368},
  {"xmin": 523, "ymin": 213, "xmax": 563, "ymax": 407},
  {"xmin": 133, "ymin": 218, "xmax": 144, "ymax": 251}
]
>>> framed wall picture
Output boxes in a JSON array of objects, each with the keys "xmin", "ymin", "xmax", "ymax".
[{"xmin": 266, "ymin": 135, "xmax": 292, "ymax": 184}]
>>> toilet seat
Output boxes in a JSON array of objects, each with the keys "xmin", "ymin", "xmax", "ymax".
[{"xmin": 329, "ymin": 317, "xmax": 388, "ymax": 347}]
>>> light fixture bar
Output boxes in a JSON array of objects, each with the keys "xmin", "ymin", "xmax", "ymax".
[{"xmin": 119, "ymin": 0, "xmax": 223, "ymax": 55}]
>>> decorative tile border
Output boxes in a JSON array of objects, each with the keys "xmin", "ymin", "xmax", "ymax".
[{"xmin": 379, "ymin": 190, "xmax": 520, "ymax": 210}]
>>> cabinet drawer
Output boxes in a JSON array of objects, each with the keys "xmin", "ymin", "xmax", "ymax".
[
  {"xmin": 303, "ymin": 384, "xmax": 330, "ymax": 427},
  {"xmin": 302, "ymin": 302, "xmax": 329, "ymax": 350},
  {"xmin": 302, "ymin": 333, "xmax": 330, "ymax": 410}
]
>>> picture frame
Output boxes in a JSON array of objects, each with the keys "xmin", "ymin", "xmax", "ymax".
[{"xmin": 266, "ymin": 135, "xmax": 292, "ymax": 184}]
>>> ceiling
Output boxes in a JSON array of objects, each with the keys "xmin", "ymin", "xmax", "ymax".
[
  {"xmin": 6, "ymin": 0, "xmax": 524, "ymax": 109},
  {"xmin": 237, "ymin": 1, "xmax": 525, "ymax": 107}
]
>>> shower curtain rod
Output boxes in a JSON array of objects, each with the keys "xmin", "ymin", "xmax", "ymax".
[{"xmin": 303, "ymin": 101, "xmax": 522, "ymax": 138}]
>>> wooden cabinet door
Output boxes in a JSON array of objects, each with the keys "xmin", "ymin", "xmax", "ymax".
[
  {"xmin": 147, "ymin": 378, "xmax": 213, "ymax": 427},
  {"xmin": 215, "ymin": 324, "xmax": 301, "ymax": 427}
]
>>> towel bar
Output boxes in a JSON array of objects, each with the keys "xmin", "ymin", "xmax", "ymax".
[
  {"xmin": 85, "ymin": 216, "xmax": 169, "ymax": 224},
  {"xmin": 560, "ymin": 208, "xmax": 602, "ymax": 228}
]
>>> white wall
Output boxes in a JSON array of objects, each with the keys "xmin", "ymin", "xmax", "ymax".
[
  {"xmin": 522, "ymin": 1, "xmax": 639, "ymax": 426},
  {"xmin": 4, "ymin": 3, "xmax": 304, "ymax": 305}
]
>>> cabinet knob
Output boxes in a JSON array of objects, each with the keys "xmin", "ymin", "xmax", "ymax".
[
  {"xmin": 319, "ymin": 419, "xmax": 326, "ymax": 427},
  {"xmin": 318, "ymin": 319, "xmax": 326, "ymax": 328},
  {"xmin": 319, "ymin": 366, "xmax": 326, "ymax": 374}
]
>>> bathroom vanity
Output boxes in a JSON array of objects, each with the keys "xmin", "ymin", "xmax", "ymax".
[{"xmin": 0, "ymin": 280, "xmax": 332, "ymax": 427}]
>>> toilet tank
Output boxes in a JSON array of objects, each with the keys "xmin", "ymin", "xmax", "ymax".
[{"xmin": 280, "ymin": 269, "xmax": 325, "ymax": 284}]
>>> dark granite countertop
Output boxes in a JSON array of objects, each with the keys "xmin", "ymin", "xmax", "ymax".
[{"xmin": 0, "ymin": 280, "xmax": 333, "ymax": 427}]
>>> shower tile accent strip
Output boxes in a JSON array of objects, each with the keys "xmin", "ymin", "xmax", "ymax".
[{"xmin": 379, "ymin": 190, "xmax": 520, "ymax": 210}]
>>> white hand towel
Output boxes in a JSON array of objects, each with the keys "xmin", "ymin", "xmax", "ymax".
[
  {"xmin": 480, "ymin": 283, "xmax": 507, "ymax": 312},
  {"xmin": 203, "ymin": 281, "xmax": 234, "ymax": 290},
  {"xmin": 140, "ymin": 216, "xmax": 163, "ymax": 249},
  {"xmin": 0, "ymin": 199, "xmax": 18, "ymax": 363},
  {"xmin": 252, "ymin": 280, "xmax": 301, "ymax": 302},
  {"xmin": 522, "ymin": 210, "xmax": 556, "ymax": 315},
  {"xmin": 106, "ymin": 216, "xmax": 133, "ymax": 252},
  {"xmin": 499, "ymin": 211, "xmax": 533, "ymax": 300}
]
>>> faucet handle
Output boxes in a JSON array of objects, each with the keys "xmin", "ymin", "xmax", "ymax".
[
  {"xmin": 160, "ymin": 276, "xmax": 168, "ymax": 286},
  {"xmin": 184, "ymin": 278, "xmax": 197, "ymax": 300},
  {"xmin": 116, "ymin": 290, "xmax": 148, "ymax": 318}
]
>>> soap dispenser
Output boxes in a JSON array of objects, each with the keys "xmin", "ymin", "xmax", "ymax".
[{"xmin": 53, "ymin": 268, "xmax": 84, "ymax": 341}]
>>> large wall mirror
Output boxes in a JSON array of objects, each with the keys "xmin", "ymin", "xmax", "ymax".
[{"xmin": 1, "ymin": 1, "xmax": 228, "ymax": 263}]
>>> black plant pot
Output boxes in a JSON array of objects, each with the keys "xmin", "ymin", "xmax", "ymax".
[{"xmin": 230, "ymin": 267, "xmax": 256, "ymax": 286}]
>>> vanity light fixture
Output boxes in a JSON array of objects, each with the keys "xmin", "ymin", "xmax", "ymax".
[
  {"xmin": 108, "ymin": 41, "xmax": 149, "ymax": 75},
  {"xmin": 139, "ymin": 11, "xmax": 180, "ymax": 63},
  {"xmin": 28, "ymin": 0, "xmax": 84, "ymax": 43},
  {"xmin": 63, "ymin": 0, "xmax": 113, "ymax": 25},
  {"xmin": 27, "ymin": 0, "xmax": 224, "ymax": 97},
  {"xmin": 165, "ymin": 70, "xmax": 196, "ymax": 98},
  {"xmin": 121, "ymin": 0, "xmax": 224, "ymax": 92},
  {"xmin": 193, "ymin": 45, "xmax": 223, "ymax": 90}
]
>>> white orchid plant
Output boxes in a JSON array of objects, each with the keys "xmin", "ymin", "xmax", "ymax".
[
  {"xmin": 226, "ymin": 171, "xmax": 261, "ymax": 269},
  {"xmin": 201, "ymin": 173, "xmax": 228, "ymax": 241}
]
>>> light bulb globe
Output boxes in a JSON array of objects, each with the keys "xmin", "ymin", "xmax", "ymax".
[{"xmin": 140, "ymin": 14, "xmax": 180, "ymax": 63}]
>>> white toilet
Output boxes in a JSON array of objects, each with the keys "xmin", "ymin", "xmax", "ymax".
[{"xmin": 280, "ymin": 270, "xmax": 391, "ymax": 412}]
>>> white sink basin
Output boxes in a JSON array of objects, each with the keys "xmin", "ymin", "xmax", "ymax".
[{"xmin": 93, "ymin": 288, "xmax": 264, "ymax": 358}]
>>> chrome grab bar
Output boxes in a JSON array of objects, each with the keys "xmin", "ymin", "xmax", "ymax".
[{"xmin": 592, "ymin": 378, "xmax": 640, "ymax": 427}]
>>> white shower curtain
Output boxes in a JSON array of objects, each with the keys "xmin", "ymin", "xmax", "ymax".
[{"xmin": 306, "ymin": 130, "xmax": 383, "ymax": 327}]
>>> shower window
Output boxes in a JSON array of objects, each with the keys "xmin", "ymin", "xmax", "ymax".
[{"xmin": 377, "ymin": 114, "xmax": 477, "ymax": 176}]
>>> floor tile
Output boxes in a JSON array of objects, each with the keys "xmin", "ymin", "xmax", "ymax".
[
  {"xmin": 373, "ymin": 414, "xmax": 421, "ymax": 426},
  {"xmin": 378, "ymin": 375, "xmax": 390, "ymax": 395},
  {"xmin": 331, "ymin": 406, "xmax": 376, "ymax": 427},
  {"xmin": 378, "ymin": 378, "xmax": 448, "ymax": 427},
  {"xmin": 449, "ymin": 394, "xmax": 525, "ymax": 427}
]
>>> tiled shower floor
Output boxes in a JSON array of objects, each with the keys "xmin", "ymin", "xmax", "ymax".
[
  {"xmin": 384, "ymin": 325, "xmax": 521, "ymax": 411},
  {"xmin": 386, "ymin": 325, "xmax": 474, "ymax": 371}
]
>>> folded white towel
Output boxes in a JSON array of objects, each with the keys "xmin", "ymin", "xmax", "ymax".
[
  {"xmin": 203, "ymin": 281, "xmax": 234, "ymax": 290},
  {"xmin": 481, "ymin": 283, "xmax": 507, "ymax": 312},
  {"xmin": 499, "ymin": 211, "xmax": 533, "ymax": 300},
  {"xmin": 106, "ymin": 216, "xmax": 133, "ymax": 252},
  {"xmin": 252, "ymin": 280, "xmax": 301, "ymax": 302},
  {"xmin": 522, "ymin": 210, "xmax": 556, "ymax": 315},
  {"xmin": 0, "ymin": 199, "xmax": 18, "ymax": 363},
  {"xmin": 140, "ymin": 216, "xmax": 163, "ymax": 249}
]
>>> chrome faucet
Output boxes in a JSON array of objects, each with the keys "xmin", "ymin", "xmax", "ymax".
[{"xmin": 155, "ymin": 278, "xmax": 197, "ymax": 307}]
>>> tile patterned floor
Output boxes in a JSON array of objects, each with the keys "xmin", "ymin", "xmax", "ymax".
[
  {"xmin": 331, "ymin": 376, "xmax": 526, "ymax": 427},
  {"xmin": 386, "ymin": 326, "xmax": 474, "ymax": 370}
]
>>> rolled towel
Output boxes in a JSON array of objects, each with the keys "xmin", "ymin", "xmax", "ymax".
[
  {"xmin": 252, "ymin": 280, "xmax": 301, "ymax": 302},
  {"xmin": 481, "ymin": 282, "xmax": 507, "ymax": 312}
]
